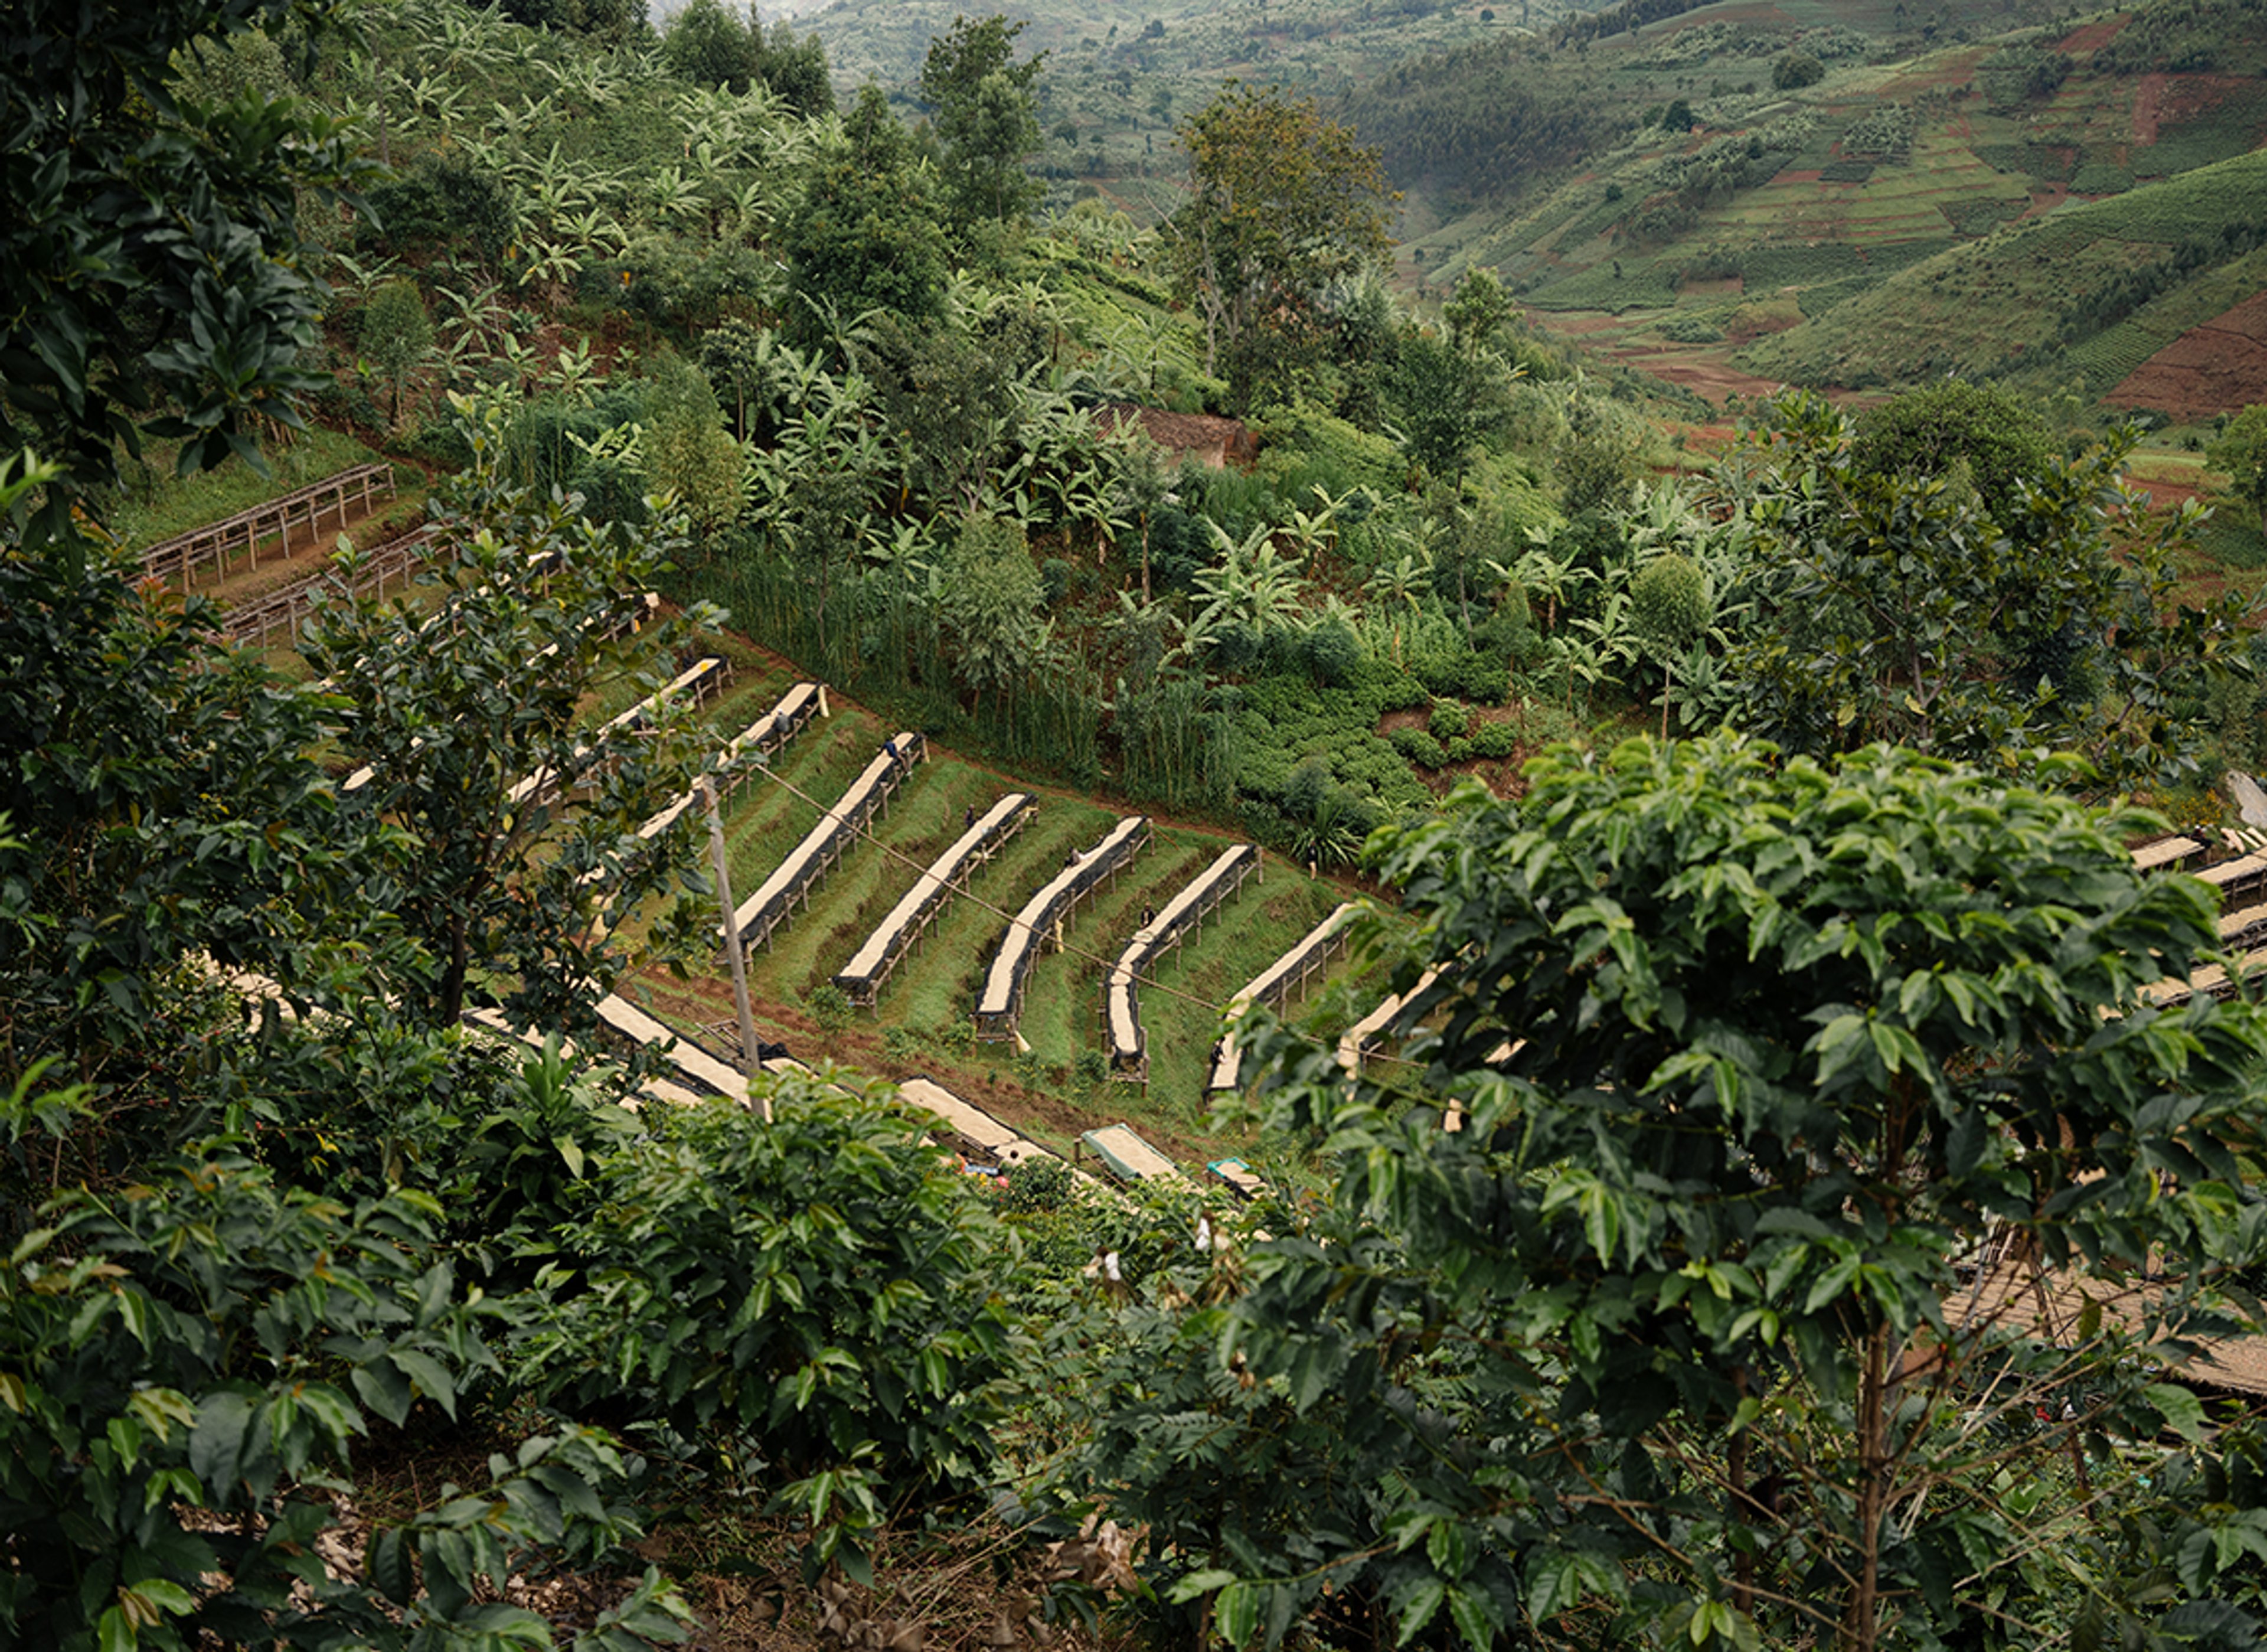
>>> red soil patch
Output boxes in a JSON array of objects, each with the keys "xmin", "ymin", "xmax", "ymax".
[
  {"xmin": 1628, "ymin": 354, "xmax": 1791, "ymax": 406},
  {"xmin": 1530, "ymin": 311, "xmax": 1788, "ymax": 406},
  {"xmin": 2109, "ymin": 289, "xmax": 2267, "ymax": 421},
  {"xmin": 2060, "ymin": 15, "xmax": 2130, "ymax": 54},
  {"xmin": 2132, "ymin": 72, "xmax": 2171, "ymax": 145},
  {"xmin": 1677, "ymin": 276, "xmax": 1744, "ymax": 298},
  {"xmin": 1722, "ymin": 308, "xmax": 1800, "ymax": 346},
  {"xmin": 1096, "ymin": 403, "xmax": 1256, "ymax": 469},
  {"xmin": 2129, "ymin": 475, "xmax": 2205, "ymax": 510},
  {"xmin": 1877, "ymin": 47, "xmax": 1988, "ymax": 97},
  {"xmin": 1777, "ymin": 168, "xmax": 1824, "ymax": 185},
  {"xmin": 1538, "ymin": 312, "xmax": 1635, "ymax": 335},
  {"xmin": 2018, "ymin": 182, "xmax": 2072, "ymax": 220},
  {"xmin": 2139, "ymin": 74, "xmax": 2267, "ymax": 152}
]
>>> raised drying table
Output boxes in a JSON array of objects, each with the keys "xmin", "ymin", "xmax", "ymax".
[
  {"xmin": 972, "ymin": 814, "xmax": 1151, "ymax": 1042},
  {"xmin": 1103, "ymin": 843, "xmax": 1260, "ymax": 1082},
  {"xmin": 834, "ymin": 793, "xmax": 1033, "ymax": 1007},
  {"xmin": 717, "ymin": 732, "xmax": 925, "ymax": 961},
  {"xmin": 1204, "ymin": 902, "xmax": 1357, "ymax": 1095}
]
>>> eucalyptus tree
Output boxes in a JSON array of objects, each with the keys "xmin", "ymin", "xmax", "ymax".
[
  {"xmin": 919, "ymin": 14, "xmax": 1047, "ymax": 239},
  {"xmin": 1168, "ymin": 81, "xmax": 1394, "ymax": 410}
]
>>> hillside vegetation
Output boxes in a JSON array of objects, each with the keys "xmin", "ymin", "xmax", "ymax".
[
  {"xmin": 21, "ymin": 0, "xmax": 2267, "ymax": 1648},
  {"xmin": 1357, "ymin": 0, "xmax": 2267, "ymax": 408}
]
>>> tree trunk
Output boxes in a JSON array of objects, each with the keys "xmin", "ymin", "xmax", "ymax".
[
  {"xmin": 1850, "ymin": 1321, "xmax": 1889, "ymax": 1651},
  {"xmin": 1730, "ymin": 1365, "xmax": 1754, "ymax": 1614}
]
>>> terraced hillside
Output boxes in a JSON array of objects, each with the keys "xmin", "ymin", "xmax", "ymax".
[
  {"xmin": 593, "ymin": 623, "xmax": 1391, "ymax": 1168},
  {"xmin": 1406, "ymin": 0, "xmax": 2267, "ymax": 410}
]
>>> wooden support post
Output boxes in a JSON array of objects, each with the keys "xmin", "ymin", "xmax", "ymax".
[{"xmin": 703, "ymin": 778, "xmax": 769, "ymax": 1124}]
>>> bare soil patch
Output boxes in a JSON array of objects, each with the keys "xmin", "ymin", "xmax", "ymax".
[
  {"xmin": 1527, "ymin": 311, "xmax": 1790, "ymax": 406},
  {"xmin": 2018, "ymin": 182, "xmax": 2072, "ymax": 220},
  {"xmin": 2110, "ymin": 290, "xmax": 2267, "ymax": 421},
  {"xmin": 2061, "ymin": 16, "xmax": 2130, "ymax": 54},
  {"xmin": 2132, "ymin": 71, "xmax": 2171, "ymax": 144},
  {"xmin": 175, "ymin": 492, "xmax": 427, "ymax": 610}
]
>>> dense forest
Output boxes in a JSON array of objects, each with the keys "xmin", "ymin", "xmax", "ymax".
[{"xmin": 14, "ymin": 0, "xmax": 2267, "ymax": 1647}]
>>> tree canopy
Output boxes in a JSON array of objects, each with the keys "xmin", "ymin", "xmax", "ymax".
[
  {"xmin": 1714, "ymin": 391, "xmax": 2246, "ymax": 785},
  {"xmin": 2210, "ymin": 402, "xmax": 2267, "ymax": 536},
  {"xmin": 918, "ymin": 13, "xmax": 1046, "ymax": 237},
  {"xmin": 1168, "ymin": 81, "xmax": 1396, "ymax": 410},
  {"xmin": 1072, "ymin": 734, "xmax": 2267, "ymax": 1650},
  {"xmin": 2, "ymin": 0, "xmax": 371, "ymax": 554}
]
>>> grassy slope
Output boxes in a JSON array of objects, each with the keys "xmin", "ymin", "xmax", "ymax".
[
  {"xmin": 1739, "ymin": 147, "xmax": 2267, "ymax": 385},
  {"xmin": 600, "ymin": 658, "xmax": 1389, "ymax": 1170}
]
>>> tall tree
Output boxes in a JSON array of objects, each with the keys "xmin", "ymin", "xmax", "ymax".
[
  {"xmin": 360, "ymin": 276, "xmax": 433, "ymax": 426},
  {"xmin": 1716, "ymin": 390, "xmax": 2246, "ymax": 786},
  {"xmin": 1168, "ymin": 81, "xmax": 1395, "ymax": 411},
  {"xmin": 937, "ymin": 513, "xmax": 1048, "ymax": 716},
  {"xmin": 302, "ymin": 413, "xmax": 716, "ymax": 1031},
  {"xmin": 2, "ymin": 0, "xmax": 371, "ymax": 556},
  {"xmin": 659, "ymin": 0, "xmax": 763, "ymax": 92},
  {"xmin": 778, "ymin": 87, "xmax": 949, "ymax": 354},
  {"xmin": 918, "ymin": 14, "xmax": 1046, "ymax": 236},
  {"xmin": 1072, "ymin": 735, "xmax": 2267, "ymax": 1651},
  {"xmin": 2210, "ymin": 402, "xmax": 2267, "ymax": 536},
  {"xmin": 0, "ymin": 454, "xmax": 358, "ymax": 1125}
]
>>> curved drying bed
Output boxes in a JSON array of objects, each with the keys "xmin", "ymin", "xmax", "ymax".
[
  {"xmin": 591, "ymin": 992, "xmax": 753, "ymax": 1103},
  {"xmin": 506, "ymin": 655, "xmax": 730, "ymax": 813},
  {"xmin": 717, "ymin": 732, "xmax": 925, "ymax": 962},
  {"xmin": 833, "ymin": 794, "xmax": 1033, "ymax": 1007},
  {"xmin": 583, "ymin": 681, "xmax": 822, "ymax": 887},
  {"xmin": 1103, "ymin": 843, "xmax": 1260, "ymax": 1081},
  {"xmin": 1336, "ymin": 969, "xmax": 1440, "ymax": 1075},
  {"xmin": 896, "ymin": 1077, "xmax": 1048, "ymax": 1169},
  {"xmin": 973, "ymin": 815, "xmax": 1151, "ymax": 1042},
  {"xmin": 1204, "ymin": 902, "xmax": 1358, "ymax": 1095},
  {"xmin": 1078, "ymin": 1122, "xmax": 1181, "ymax": 1184}
]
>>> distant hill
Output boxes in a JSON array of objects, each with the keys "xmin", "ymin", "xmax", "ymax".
[
  {"xmin": 792, "ymin": 0, "xmax": 1626, "ymax": 229},
  {"xmin": 1386, "ymin": 0, "xmax": 2267, "ymax": 412}
]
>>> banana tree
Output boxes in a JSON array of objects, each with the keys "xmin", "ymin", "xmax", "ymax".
[{"xmin": 1194, "ymin": 520, "xmax": 1308, "ymax": 645}]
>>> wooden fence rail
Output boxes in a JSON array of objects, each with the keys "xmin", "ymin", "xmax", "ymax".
[
  {"xmin": 224, "ymin": 525, "xmax": 435, "ymax": 648},
  {"xmin": 141, "ymin": 463, "xmax": 396, "ymax": 590}
]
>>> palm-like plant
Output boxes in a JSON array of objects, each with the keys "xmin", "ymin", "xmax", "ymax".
[
  {"xmin": 646, "ymin": 165, "xmax": 707, "ymax": 226},
  {"xmin": 1364, "ymin": 548, "xmax": 1432, "ymax": 613},
  {"xmin": 1485, "ymin": 525, "xmax": 1580, "ymax": 634},
  {"xmin": 514, "ymin": 237, "xmax": 584, "ymax": 293},
  {"xmin": 1194, "ymin": 521, "xmax": 1307, "ymax": 641}
]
